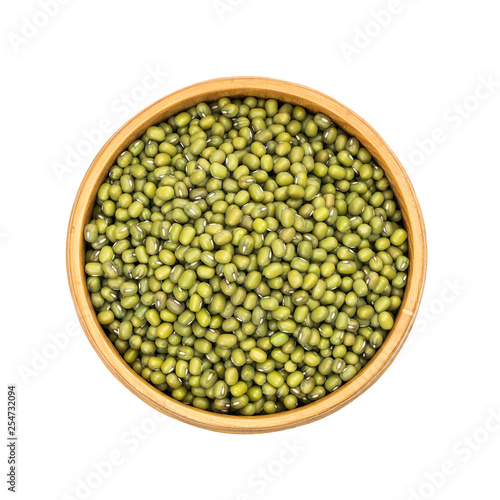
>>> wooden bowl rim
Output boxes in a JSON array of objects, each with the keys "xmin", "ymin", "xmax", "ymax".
[{"xmin": 67, "ymin": 77, "xmax": 427, "ymax": 433}]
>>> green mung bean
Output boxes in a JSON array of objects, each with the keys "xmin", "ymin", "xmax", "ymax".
[{"xmin": 85, "ymin": 95, "xmax": 409, "ymax": 415}]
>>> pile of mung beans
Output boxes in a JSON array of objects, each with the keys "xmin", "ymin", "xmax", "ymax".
[{"xmin": 83, "ymin": 96, "xmax": 409, "ymax": 415}]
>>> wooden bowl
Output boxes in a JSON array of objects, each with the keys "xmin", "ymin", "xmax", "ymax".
[{"xmin": 67, "ymin": 77, "xmax": 427, "ymax": 433}]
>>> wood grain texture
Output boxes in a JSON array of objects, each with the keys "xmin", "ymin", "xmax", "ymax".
[{"xmin": 67, "ymin": 77, "xmax": 427, "ymax": 433}]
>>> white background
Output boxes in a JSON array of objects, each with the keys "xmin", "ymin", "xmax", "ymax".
[{"xmin": 2, "ymin": 1, "xmax": 500, "ymax": 499}]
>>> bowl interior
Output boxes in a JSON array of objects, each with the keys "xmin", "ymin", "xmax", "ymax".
[{"xmin": 67, "ymin": 77, "xmax": 426, "ymax": 433}]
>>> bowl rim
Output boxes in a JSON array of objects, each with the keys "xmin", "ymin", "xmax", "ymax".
[{"xmin": 67, "ymin": 76, "xmax": 427, "ymax": 433}]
